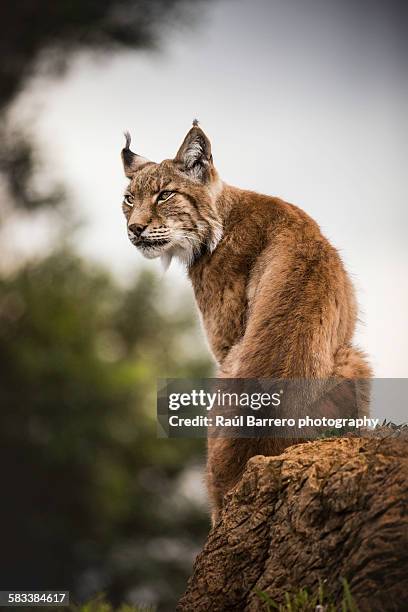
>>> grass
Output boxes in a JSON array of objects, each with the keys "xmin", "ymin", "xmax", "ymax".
[
  {"xmin": 34, "ymin": 579, "xmax": 356, "ymax": 612},
  {"xmin": 255, "ymin": 579, "xmax": 358, "ymax": 612},
  {"xmin": 49, "ymin": 594, "xmax": 155, "ymax": 612}
]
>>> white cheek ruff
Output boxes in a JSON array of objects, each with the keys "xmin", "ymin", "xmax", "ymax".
[
  {"xmin": 161, "ymin": 252, "xmax": 173, "ymax": 270},
  {"xmin": 158, "ymin": 242, "xmax": 197, "ymax": 269},
  {"xmin": 127, "ymin": 208, "xmax": 224, "ymax": 271},
  {"xmin": 159, "ymin": 223, "xmax": 224, "ymax": 271},
  {"xmin": 140, "ymin": 248, "xmax": 161, "ymax": 260}
]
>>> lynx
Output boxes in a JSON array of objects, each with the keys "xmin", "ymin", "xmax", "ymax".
[{"xmin": 120, "ymin": 121, "xmax": 372, "ymax": 522}]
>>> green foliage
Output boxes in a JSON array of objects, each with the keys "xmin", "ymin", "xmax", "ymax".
[
  {"xmin": 341, "ymin": 579, "xmax": 358, "ymax": 612},
  {"xmin": 57, "ymin": 592, "xmax": 155, "ymax": 612},
  {"xmin": 0, "ymin": 1, "xmax": 207, "ymax": 111},
  {"xmin": 0, "ymin": 251, "xmax": 212, "ymax": 610},
  {"xmin": 0, "ymin": 4, "xmax": 214, "ymax": 610},
  {"xmin": 317, "ymin": 426, "xmax": 356, "ymax": 439},
  {"xmin": 255, "ymin": 579, "xmax": 358, "ymax": 611}
]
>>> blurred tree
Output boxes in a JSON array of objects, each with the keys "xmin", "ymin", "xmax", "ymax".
[
  {"xmin": 0, "ymin": 0, "xmax": 206, "ymax": 112},
  {"xmin": 0, "ymin": 2, "xmax": 214, "ymax": 609},
  {"xmin": 0, "ymin": 251, "xmax": 212, "ymax": 609}
]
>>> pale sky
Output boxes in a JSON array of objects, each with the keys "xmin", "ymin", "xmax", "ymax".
[{"xmin": 10, "ymin": 0, "xmax": 408, "ymax": 378}]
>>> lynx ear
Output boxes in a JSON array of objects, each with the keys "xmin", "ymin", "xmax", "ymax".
[
  {"xmin": 121, "ymin": 132, "xmax": 151, "ymax": 178},
  {"xmin": 175, "ymin": 121, "xmax": 213, "ymax": 182}
]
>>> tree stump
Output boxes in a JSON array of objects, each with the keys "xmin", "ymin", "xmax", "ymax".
[{"xmin": 178, "ymin": 436, "xmax": 408, "ymax": 611}]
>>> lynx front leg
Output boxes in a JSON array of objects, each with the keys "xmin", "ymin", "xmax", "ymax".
[{"xmin": 206, "ymin": 437, "xmax": 256, "ymax": 526}]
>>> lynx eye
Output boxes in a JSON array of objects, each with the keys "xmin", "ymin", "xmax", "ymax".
[
  {"xmin": 124, "ymin": 193, "xmax": 134, "ymax": 206},
  {"xmin": 157, "ymin": 190, "xmax": 175, "ymax": 204}
]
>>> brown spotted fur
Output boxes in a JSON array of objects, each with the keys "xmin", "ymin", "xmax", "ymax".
[{"xmin": 120, "ymin": 123, "xmax": 372, "ymax": 523}]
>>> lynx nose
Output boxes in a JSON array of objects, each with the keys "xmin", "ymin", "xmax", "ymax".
[{"xmin": 129, "ymin": 223, "xmax": 147, "ymax": 237}]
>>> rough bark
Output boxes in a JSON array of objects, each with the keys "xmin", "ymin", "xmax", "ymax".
[{"xmin": 178, "ymin": 436, "xmax": 408, "ymax": 611}]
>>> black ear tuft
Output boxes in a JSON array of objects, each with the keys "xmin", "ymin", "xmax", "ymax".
[
  {"xmin": 124, "ymin": 130, "xmax": 131, "ymax": 150},
  {"xmin": 121, "ymin": 131, "xmax": 151, "ymax": 178},
  {"xmin": 175, "ymin": 125, "xmax": 212, "ymax": 182}
]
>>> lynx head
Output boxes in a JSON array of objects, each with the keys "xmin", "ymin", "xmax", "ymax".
[{"xmin": 121, "ymin": 121, "xmax": 223, "ymax": 268}]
